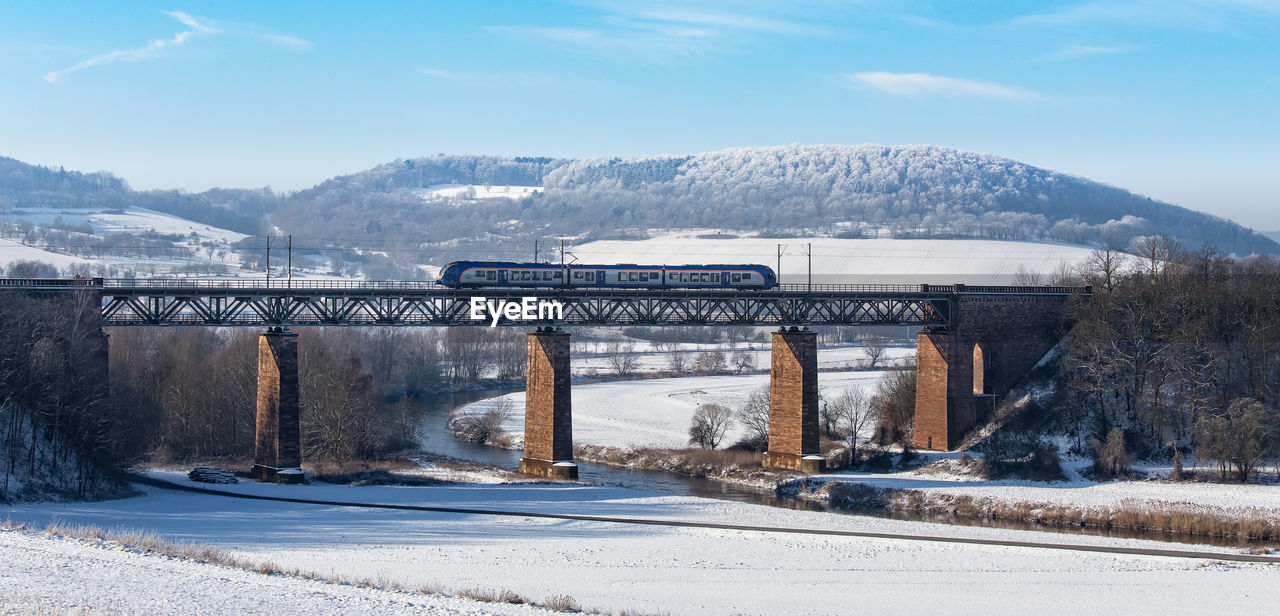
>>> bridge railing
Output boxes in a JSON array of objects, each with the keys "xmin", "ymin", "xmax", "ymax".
[
  {"xmin": 100, "ymin": 278, "xmax": 447, "ymax": 291},
  {"xmin": 0, "ymin": 277, "xmax": 101, "ymax": 288}
]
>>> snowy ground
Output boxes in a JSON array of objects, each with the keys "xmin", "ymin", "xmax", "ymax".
[
  {"xmin": 571, "ymin": 232, "xmax": 1100, "ymax": 285},
  {"xmin": 569, "ymin": 340, "xmax": 915, "ymax": 376},
  {"xmin": 458, "ymin": 370, "xmax": 892, "ymax": 449},
  {"xmin": 0, "ymin": 528, "xmax": 556, "ymax": 615},
  {"xmin": 4, "ymin": 474, "xmax": 1278, "ymax": 616},
  {"xmin": 413, "ymin": 184, "xmax": 542, "ymax": 202}
]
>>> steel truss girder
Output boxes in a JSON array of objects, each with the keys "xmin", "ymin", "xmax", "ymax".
[{"xmin": 98, "ymin": 288, "xmax": 965, "ymax": 328}]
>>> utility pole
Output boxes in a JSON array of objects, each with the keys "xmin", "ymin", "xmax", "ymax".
[
  {"xmin": 265, "ymin": 235, "xmax": 272, "ymax": 287},
  {"xmin": 777, "ymin": 244, "xmax": 783, "ymax": 285},
  {"xmin": 287, "ymin": 235, "xmax": 293, "ymax": 288},
  {"xmin": 560, "ymin": 239, "xmax": 567, "ymax": 286},
  {"xmin": 534, "ymin": 240, "xmax": 539, "ymax": 263}
]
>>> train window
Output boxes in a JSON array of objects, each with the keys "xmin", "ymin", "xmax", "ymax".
[
  {"xmin": 543, "ymin": 271, "xmax": 551, "ymax": 280},
  {"xmin": 586, "ymin": 271, "xmax": 594, "ymax": 281},
  {"xmin": 554, "ymin": 271, "xmax": 562, "ymax": 279},
  {"xmin": 701, "ymin": 273, "xmax": 709, "ymax": 282},
  {"xmin": 712, "ymin": 273, "xmax": 719, "ymax": 282},
  {"xmin": 522, "ymin": 271, "xmax": 532, "ymax": 280},
  {"xmin": 638, "ymin": 272, "xmax": 647, "ymax": 281},
  {"xmin": 629, "ymin": 272, "xmax": 638, "ymax": 281},
  {"xmin": 650, "ymin": 272, "xmax": 658, "ymax": 279},
  {"xmin": 573, "ymin": 271, "xmax": 582, "ymax": 279},
  {"xmin": 743, "ymin": 273, "xmax": 752, "ymax": 280},
  {"xmin": 732, "ymin": 273, "xmax": 741, "ymax": 282},
  {"xmin": 487, "ymin": 271, "xmax": 496, "ymax": 280}
]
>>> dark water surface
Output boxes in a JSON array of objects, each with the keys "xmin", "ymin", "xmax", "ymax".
[{"xmin": 413, "ymin": 389, "xmax": 1275, "ymax": 550}]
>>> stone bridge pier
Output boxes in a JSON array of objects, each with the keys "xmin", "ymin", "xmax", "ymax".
[
  {"xmin": 253, "ymin": 327, "xmax": 303, "ymax": 483},
  {"xmin": 764, "ymin": 327, "xmax": 825, "ymax": 473},
  {"xmin": 519, "ymin": 327, "xmax": 578, "ymax": 480},
  {"xmin": 913, "ymin": 291, "xmax": 1075, "ymax": 451}
]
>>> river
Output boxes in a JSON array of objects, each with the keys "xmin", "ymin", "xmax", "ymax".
[{"xmin": 412, "ymin": 388, "xmax": 1275, "ymax": 550}]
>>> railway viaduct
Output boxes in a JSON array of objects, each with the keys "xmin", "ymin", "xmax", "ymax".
[{"xmin": 0, "ymin": 279, "xmax": 1085, "ymax": 481}]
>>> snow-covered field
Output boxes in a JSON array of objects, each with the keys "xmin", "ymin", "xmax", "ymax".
[
  {"xmin": 571, "ymin": 232, "xmax": 1099, "ymax": 284},
  {"xmin": 4, "ymin": 475, "xmax": 1278, "ymax": 616},
  {"xmin": 460, "ymin": 368, "xmax": 896, "ymax": 449},
  {"xmin": 0, "ymin": 205, "xmax": 249, "ymax": 276},
  {"xmin": 413, "ymin": 184, "xmax": 542, "ymax": 202},
  {"xmin": 569, "ymin": 340, "xmax": 915, "ymax": 376},
  {"xmin": 0, "ymin": 205, "xmax": 248, "ymax": 244}
]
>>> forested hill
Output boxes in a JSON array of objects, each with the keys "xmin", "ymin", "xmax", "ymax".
[
  {"xmin": 0, "ymin": 157, "xmax": 272, "ymax": 235},
  {"xmin": 274, "ymin": 146, "xmax": 1278, "ymax": 256},
  {"xmin": 4, "ymin": 146, "xmax": 1277, "ymax": 257}
]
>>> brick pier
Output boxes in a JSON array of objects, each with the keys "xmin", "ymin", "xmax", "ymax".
[
  {"xmin": 253, "ymin": 327, "xmax": 303, "ymax": 483},
  {"xmin": 519, "ymin": 327, "xmax": 577, "ymax": 480},
  {"xmin": 913, "ymin": 293, "xmax": 1072, "ymax": 451},
  {"xmin": 764, "ymin": 327, "xmax": 825, "ymax": 473}
]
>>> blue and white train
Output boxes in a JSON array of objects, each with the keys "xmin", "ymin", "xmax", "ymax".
[{"xmin": 437, "ymin": 261, "xmax": 778, "ymax": 289}]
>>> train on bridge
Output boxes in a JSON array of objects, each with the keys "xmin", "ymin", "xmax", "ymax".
[{"xmin": 437, "ymin": 261, "xmax": 778, "ymax": 290}]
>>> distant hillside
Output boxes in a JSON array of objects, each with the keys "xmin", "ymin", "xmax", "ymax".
[
  {"xmin": 273, "ymin": 146, "xmax": 1278, "ymax": 257},
  {"xmin": 0, "ymin": 157, "xmax": 271, "ymax": 235}
]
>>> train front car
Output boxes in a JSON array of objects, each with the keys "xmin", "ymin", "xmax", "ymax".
[{"xmin": 436, "ymin": 261, "xmax": 465, "ymax": 287}]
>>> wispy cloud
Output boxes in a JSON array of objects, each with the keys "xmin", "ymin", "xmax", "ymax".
[
  {"xmin": 849, "ymin": 71, "xmax": 1043, "ymax": 102},
  {"xmin": 489, "ymin": 3, "xmax": 825, "ymax": 61},
  {"xmin": 1011, "ymin": 0, "xmax": 1280, "ymax": 30},
  {"xmin": 43, "ymin": 10, "xmax": 310, "ymax": 84},
  {"xmin": 1037, "ymin": 44, "xmax": 1143, "ymax": 61}
]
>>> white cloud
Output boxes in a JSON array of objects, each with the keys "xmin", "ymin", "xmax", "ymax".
[
  {"xmin": 43, "ymin": 11, "xmax": 310, "ymax": 84},
  {"xmin": 1011, "ymin": 0, "xmax": 1280, "ymax": 30},
  {"xmin": 1038, "ymin": 44, "xmax": 1142, "ymax": 61},
  {"xmin": 849, "ymin": 71, "xmax": 1043, "ymax": 102}
]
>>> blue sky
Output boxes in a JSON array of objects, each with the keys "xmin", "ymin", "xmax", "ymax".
[{"xmin": 2, "ymin": 1, "xmax": 1278, "ymax": 229}]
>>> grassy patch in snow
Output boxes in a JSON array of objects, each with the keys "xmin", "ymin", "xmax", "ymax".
[
  {"xmin": 574, "ymin": 444, "xmax": 800, "ymax": 488},
  {"xmin": 786, "ymin": 480, "xmax": 1280, "ymax": 543}
]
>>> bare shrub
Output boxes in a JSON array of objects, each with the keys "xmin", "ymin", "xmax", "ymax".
[
  {"xmin": 449, "ymin": 397, "xmax": 513, "ymax": 446},
  {"xmin": 731, "ymin": 350, "xmax": 756, "ymax": 373},
  {"xmin": 688, "ymin": 403, "xmax": 733, "ymax": 449},
  {"xmin": 1091, "ymin": 428, "xmax": 1132, "ymax": 478},
  {"xmin": 543, "ymin": 594, "xmax": 581, "ymax": 612}
]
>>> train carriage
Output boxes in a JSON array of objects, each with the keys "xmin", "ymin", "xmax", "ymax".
[{"xmin": 437, "ymin": 261, "xmax": 777, "ymax": 289}]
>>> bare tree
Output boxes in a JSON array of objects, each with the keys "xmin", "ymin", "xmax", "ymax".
[
  {"xmin": 1091, "ymin": 428, "xmax": 1132, "ymax": 478},
  {"xmin": 692, "ymin": 351, "xmax": 727, "ymax": 375},
  {"xmin": 829, "ymin": 387, "xmax": 875, "ymax": 464},
  {"xmin": 666, "ymin": 349, "xmax": 689, "ymax": 373},
  {"xmin": 1194, "ymin": 398, "xmax": 1280, "ymax": 482},
  {"xmin": 605, "ymin": 342, "xmax": 640, "ymax": 376},
  {"xmin": 1012, "ymin": 265, "xmax": 1043, "ymax": 286},
  {"xmin": 731, "ymin": 350, "xmax": 757, "ymax": 374},
  {"xmin": 688, "ymin": 403, "xmax": 733, "ymax": 449},
  {"xmin": 734, "ymin": 387, "xmax": 770, "ymax": 450},
  {"xmin": 863, "ymin": 335, "xmax": 888, "ymax": 368}
]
